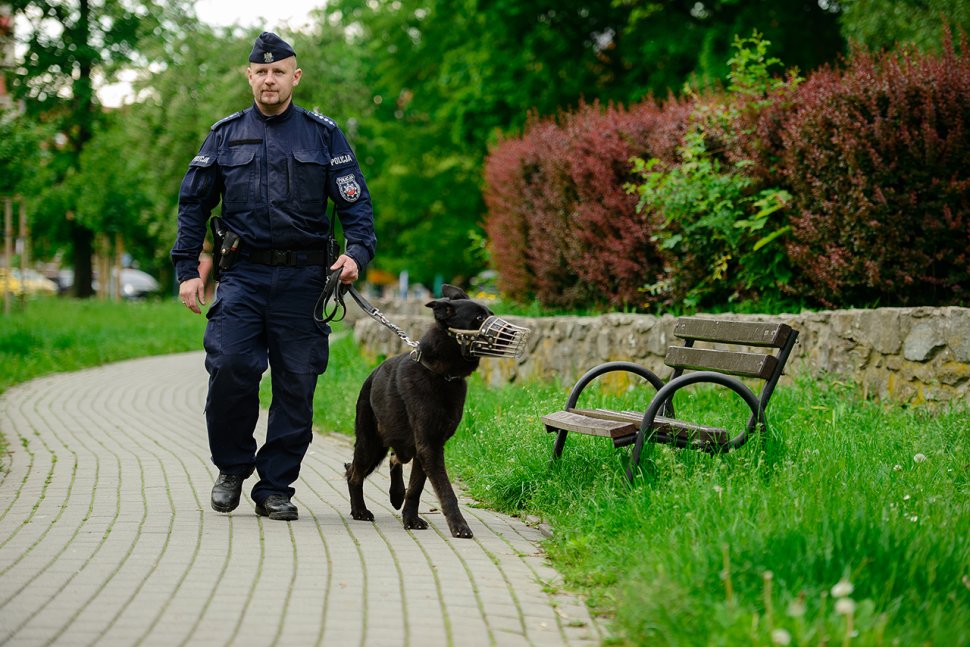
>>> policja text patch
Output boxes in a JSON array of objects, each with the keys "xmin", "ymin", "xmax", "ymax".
[{"xmin": 336, "ymin": 174, "xmax": 361, "ymax": 202}]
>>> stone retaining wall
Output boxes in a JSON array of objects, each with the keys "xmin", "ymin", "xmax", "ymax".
[{"xmin": 351, "ymin": 304, "xmax": 970, "ymax": 405}]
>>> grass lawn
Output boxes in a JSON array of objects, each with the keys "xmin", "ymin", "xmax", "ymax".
[
  {"xmin": 0, "ymin": 296, "xmax": 207, "ymax": 395},
  {"xmin": 309, "ymin": 332, "xmax": 970, "ymax": 646},
  {"xmin": 2, "ymin": 298, "xmax": 967, "ymax": 645},
  {"xmin": 447, "ymin": 377, "xmax": 969, "ymax": 646}
]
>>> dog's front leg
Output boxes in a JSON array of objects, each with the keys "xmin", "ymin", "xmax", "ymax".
[
  {"xmin": 419, "ymin": 446, "xmax": 473, "ymax": 539},
  {"xmin": 401, "ymin": 459, "xmax": 429, "ymax": 530}
]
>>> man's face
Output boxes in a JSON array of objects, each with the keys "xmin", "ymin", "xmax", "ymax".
[{"xmin": 247, "ymin": 58, "xmax": 301, "ymax": 115}]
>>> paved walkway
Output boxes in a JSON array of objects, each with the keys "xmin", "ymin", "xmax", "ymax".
[{"xmin": 0, "ymin": 352, "xmax": 603, "ymax": 646}]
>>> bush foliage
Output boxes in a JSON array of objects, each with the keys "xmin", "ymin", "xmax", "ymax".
[
  {"xmin": 483, "ymin": 100, "xmax": 689, "ymax": 309},
  {"xmin": 483, "ymin": 30, "xmax": 970, "ymax": 311},
  {"xmin": 781, "ymin": 36, "xmax": 970, "ymax": 306}
]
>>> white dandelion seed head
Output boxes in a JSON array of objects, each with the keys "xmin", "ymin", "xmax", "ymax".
[
  {"xmin": 771, "ymin": 628, "xmax": 792, "ymax": 645},
  {"xmin": 831, "ymin": 579, "xmax": 854, "ymax": 598},
  {"xmin": 913, "ymin": 453, "xmax": 927, "ymax": 463},
  {"xmin": 835, "ymin": 597, "xmax": 856, "ymax": 615},
  {"xmin": 786, "ymin": 600, "xmax": 806, "ymax": 618}
]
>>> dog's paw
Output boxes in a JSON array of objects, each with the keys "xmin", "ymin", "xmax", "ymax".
[
  {"xmin": 403, "ymin": 516, "xmax": 428, "ymax": 530},
  {"xmin": 449, "ymin": 522, "xmax": 474, "ymax": 539},
  {"xmin": 350, "ymin": 509, "xmax": 375, "ymax": 522}
]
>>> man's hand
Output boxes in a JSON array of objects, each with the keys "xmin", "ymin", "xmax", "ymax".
[
  {"xmin": 179, "ymin": 278, "xmax": 206, "ymax": 314},
  {"xmin": 331, "ymin": 254, "xmax": 359, "ymax": 284}
]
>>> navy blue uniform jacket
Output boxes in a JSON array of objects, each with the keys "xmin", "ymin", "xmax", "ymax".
[{"xmin": 171, "ymin": 103, "xmax": 377, "ymax": 282}]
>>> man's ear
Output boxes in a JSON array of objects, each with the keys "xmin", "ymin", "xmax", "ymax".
[{"xmin": 293, "ymin": 67, "xmax": 302, "ymax": 85}]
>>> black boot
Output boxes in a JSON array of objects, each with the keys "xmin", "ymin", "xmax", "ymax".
[
  {"xmin": 255, "ymin": 494, "xmax": 299, "ymax": 521},
  {"xmin": 210, "ymin": 468, "xmax": 253, "ymax": 513}
]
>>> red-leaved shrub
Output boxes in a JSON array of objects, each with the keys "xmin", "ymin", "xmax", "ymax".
[
  {"xmin": 486, "ymin": 31, "xmax": 970, "ymax": 311},
  {"xmin": 483, "ymin": 99, "xmax": 690, "ymax": 309},
  {"xmin": 780, "ymin": 34, "xmax": 970, "ymax": 306}
]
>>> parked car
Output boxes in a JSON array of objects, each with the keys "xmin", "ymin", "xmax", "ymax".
[
  {"xmin": 116, "ymin": 268, "xmax": 160, "ymax": 298},
  {"xmin": 57, "ymin": 267, "xmax": 161, "ymax": 299},
  {"xmin": 0, "ymin": 268, "xmax": 59, "ymax": 296}
]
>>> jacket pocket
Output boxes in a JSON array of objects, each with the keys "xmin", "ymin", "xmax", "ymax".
[
  {"xmin": 218, "ymin": 148, "xmax": 257, "ymax": 205},
  {"xmin": 292, "ymin": 149, "xmax": 327, "ymax": 205}
]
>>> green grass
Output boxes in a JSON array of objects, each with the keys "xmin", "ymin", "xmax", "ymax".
[
  {"xmin": 3, "ymin": 300, "xmax": 967, "ymax": 645},
  {"xmin": 309, "ymin": 334, "xmax": 968, "ymax": 645},
  {"xmin": 446, "ymin": 375, "xmax": 970, "ymax": 646},
  {"xmin": 0, "ymin": 297, "xmax": 207, "ymax": 395}
]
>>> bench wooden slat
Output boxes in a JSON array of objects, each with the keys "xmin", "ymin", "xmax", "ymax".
[
  {"xmin": 544, "ymin": 408, "xmax": 729, "ymax": 446},
  {"xmin": 674, "ymin": 318, "xmax": 793, "ymax": 348},
  {"xmin": 665, "ymin": 346, "xmax": 778, "ymax": 380},
  {"xmin": 541, "ymin": 411, "xmax": 636, "ymax": 439}
]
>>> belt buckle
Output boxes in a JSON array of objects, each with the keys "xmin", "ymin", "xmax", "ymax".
[{"xmin": 272, "ymin": 250, "xmax": 289, "ymax": 265}]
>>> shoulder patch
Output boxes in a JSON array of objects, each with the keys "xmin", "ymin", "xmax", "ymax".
[
  {"xmin": 302, "ymin": 107, "xmax": 336, "ymax": 128},
  {"xmin": 210, "ymin": 110, "xmax": 245, "ymax": 131}
]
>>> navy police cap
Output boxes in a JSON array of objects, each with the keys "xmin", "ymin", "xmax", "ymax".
[{"xmin": 249, "ymin": 31, "xmax": 296, "ymax": 64}]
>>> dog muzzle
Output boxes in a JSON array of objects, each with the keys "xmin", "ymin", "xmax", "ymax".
[{"xmin": 448, "ymin": 316, "xmax": 531, "ymax": 359}]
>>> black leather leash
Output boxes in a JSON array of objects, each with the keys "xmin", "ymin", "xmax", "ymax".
[{"xmin": 314, "ymin": 268, "xmax": 422, "ymax": 357}]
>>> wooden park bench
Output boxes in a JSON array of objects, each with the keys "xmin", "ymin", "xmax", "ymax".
[{"xmin": 541, "ymin": 317, "xmax": 799, "ymax": 482}]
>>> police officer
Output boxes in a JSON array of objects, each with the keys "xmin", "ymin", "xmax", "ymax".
[{"xmin": 171, "ymin": 32, "xmax": 376, "ymax": 521}]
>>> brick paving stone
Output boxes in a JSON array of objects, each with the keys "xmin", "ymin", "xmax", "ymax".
[{"xmin": 0, "ymin": 352, "xmax": 605, "ymax": 646}]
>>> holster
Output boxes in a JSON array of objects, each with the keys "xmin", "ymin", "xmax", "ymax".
[{"xmin": 209, "ymin": 217, "xmax": 240, "ymax": 281}]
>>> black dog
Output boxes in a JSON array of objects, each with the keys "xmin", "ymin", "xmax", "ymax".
[{"xmin": 346, "ymin": 285, "xmax": 512, "ymax": 538}]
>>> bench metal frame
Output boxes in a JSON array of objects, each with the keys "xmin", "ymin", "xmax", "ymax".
[{"xmin": 542, "ymin": 318, "xmax": 799, "ymax": 482}]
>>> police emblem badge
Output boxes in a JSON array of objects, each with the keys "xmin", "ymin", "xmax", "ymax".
[{"xmin": 336, "ymin": 174, "xmax": 361, "ymax": 202}]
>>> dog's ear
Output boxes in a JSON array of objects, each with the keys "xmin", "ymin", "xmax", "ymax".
[
  {"xmin": 441, "ymin": 284, "xmax": 469, "ymax": 300},
  {"xmin": 426, "ymin": 298, "xmax": 456, "ymax": 321}
]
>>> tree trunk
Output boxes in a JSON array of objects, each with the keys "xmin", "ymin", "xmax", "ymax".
[
  {"xmin": 71, "ymin": 222, "xmax": 94, "ymax": 298},
  {"xmin": 70, "ymin": 0, "xmax": 95, "ymax": 298}
]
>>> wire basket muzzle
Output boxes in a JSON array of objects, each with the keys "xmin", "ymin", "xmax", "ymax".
[{"xmin": 449, "ymin": 316, "xmax": 531, "ymax": 359}]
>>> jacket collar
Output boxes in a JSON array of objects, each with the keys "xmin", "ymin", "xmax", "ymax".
[{"xmin": 252, "ymin": 101, "xmax": 295, "ymax": 123}]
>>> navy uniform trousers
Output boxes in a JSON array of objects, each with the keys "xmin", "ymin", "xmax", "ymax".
[{"xmin": 203, "ymin": 260, "xmax": 329, "ymax": 504}]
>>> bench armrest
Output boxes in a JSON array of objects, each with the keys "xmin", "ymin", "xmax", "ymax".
[
  {"xmin": 551, "ymin": 361, "xmax": 666, "ymax": 459},
  {"xmin": 627, "ymin": 371, "xmax": 764, "ymax": 481},
  {"xmin": 563, "ymin": 361, "xmax": 665, "ymax": 409}
]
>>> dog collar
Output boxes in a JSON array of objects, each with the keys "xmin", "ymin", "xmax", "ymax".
[
  {"xmin": 408, "ymin": 344, "xmax": 464, "ymax": 382},
  {"xmin": 417, "ymin": 357, "xmax": 464, "ymax": 382}
]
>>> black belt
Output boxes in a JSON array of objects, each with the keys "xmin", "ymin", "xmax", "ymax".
[{"xmin": 247, "ymin": 249, "xmax": 329, "ymax": 266}]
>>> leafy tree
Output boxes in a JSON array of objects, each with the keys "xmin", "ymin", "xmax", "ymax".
[
  {"xmin": 8, "ymin": 0, "xmax": 191, "ymax": 296},
  {"xmin": 308, "ymin": 0, "xmax": 847, "ymax": 288},
  {"xmin": 837, "ymin": 0, "xmax": 970, "ymax": 51},
  {"xmin": 0, "ymin": 115, "xmax": 44, "ymax": 196},
  {"xmin": 614, "ymin": 0, "xmax": 844, "ymax": 100},
  {"xmin": 314, "ymin": 0, "xmax": 653, "ymax": 284}
]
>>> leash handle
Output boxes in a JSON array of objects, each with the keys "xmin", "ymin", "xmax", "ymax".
[
  {"xmin": 314, "ymin": 268, "xmax": 347, "ymax": 324},
  {"xmin": 313, "ymin": 269, "xmax": 422, "ymax": 358}
]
